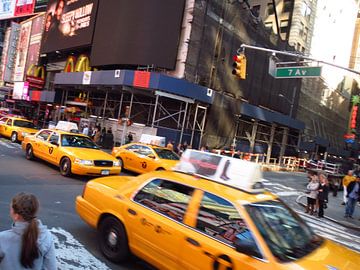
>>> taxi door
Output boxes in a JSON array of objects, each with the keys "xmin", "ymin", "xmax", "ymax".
[
  {"xmin": 3, "ymin": 118, "xmax": 13, "ymax": 137},
  {"xmin": 125, "ymin": 179, "xmax": 195, "ymax": 270},
  {"xmin": 33, "ymin": 130, "xmax": 53, "ymax": 159},
  {"xmin": 121, "ymin": 144, "xmax": 140, "ymax": 171},
  {"xmin": 179, "ymin": 190, "xmax": 270, "ymax": 270},
  {"xmin": 133, "ymin": 146, "xmax": 157, "ymax": 173},
  {"xmin": 43, "ymin": 132, "xmax": 61, "ymax": 165}
]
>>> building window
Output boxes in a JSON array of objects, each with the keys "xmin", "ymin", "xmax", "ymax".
[
  {"xmin": 280, "ymin": 20, "xmax": 289, "ymax": 33},
  {"xmin": 301, "ymin": 1, "xmax": 312, "ymax": 19},
  {"xmin": 264, "ymin": 21, "xmax": 273, "ymax": 30},
  {"xmin": 252, "ymin": 5, "xmax": 260, "ymax": 17},
  {"xmin": 303, "ymin": 26, "xmax": 308, "ymax": 42},
  {"xmin": 299, "ymin": 22, "xmax": 305, "ymax": 36},
  {"xmin": 267, "ymin": 3, "xmax": 274, "ymax": 15},
  {"xmin": 283, "ymin": 0, "xmax": 292, "ymax": 13}
]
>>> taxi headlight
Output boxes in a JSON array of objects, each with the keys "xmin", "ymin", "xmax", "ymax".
[
  {"xmin": 113, "ymin": 160, "xmax": 120, "ymax": 167},
  {"xmin": 74, "ymin": 158, "xmax": 94, "ymax": 166}
]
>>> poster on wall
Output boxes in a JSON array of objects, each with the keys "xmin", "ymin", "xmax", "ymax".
[
  {"xmin": 0, "ymin": 28, "xmax": 11, "ymax": 84},
  {"xmin": 4, "ymin": 22, "xmax": 21, "ymax": 82},
  {"xmin": 0, "ymin": 0, "xmax": 16, "ymax": 19},
  {"xmin": 14, "ymin": 20, "xmax": 32, "ymax": 82},
  {"xmin": 24, "ymin": 13, "xmax": 45, "ymax": 78},
  {"xmin": 13, "ymin": 81, "xmax": 29, "ymax": 100},
  {"xmin": 41, "ymin": 0, "xmax": 98, "ymax": 54},
  {"xmin": 14, "ymin": 0, "xmax": 35, "ymax": 17}
]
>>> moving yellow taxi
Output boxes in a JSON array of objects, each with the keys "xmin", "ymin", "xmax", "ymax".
[
  {"xmin": 111, "ymin": 142, "xmax": 179, "ymax": 173},
  {"xmin": 76, "ymin": 150, "xmax": 359, "ymax": 270},
  {"xmin": 22, "ymin": 129, "xmax": 121, "ymax": 177},
  {"xmin": 0, "ymin": 116, "xmax": 39, "ymax": 142}
]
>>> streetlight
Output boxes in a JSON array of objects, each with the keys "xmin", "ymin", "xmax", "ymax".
[{"xmin": 278, "ymin": 93, "xmax": 295, "ymax": 117}]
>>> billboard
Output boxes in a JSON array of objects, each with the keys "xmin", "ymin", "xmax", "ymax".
[
  {"xmin": 24, "ymin": 13, "xmax": 45, "ymax": 80},
  {"xmin": 0, "ymin": 28, "xmax": 11, "ymax": 84},
  {"xmin": 40, "ymin": 0, "xmax": 98, "ymax": 54},
  {"xmin": 14, "ymin": 20, "xmax": 32, "ymax": 82},
  {"xmin": 4, "ymin": 22, "xmax": 21, "ymax": 82},
  {"xmin": 0, "ymin": 0, "xmax": 16, "ymax": 19},
  {"xmin": 14, "ymin": 0, "xmax": 35, "ymax": 17},
  {"xmin": 91, "ymin": 0, "xmax": 185, "ymax": 70}
]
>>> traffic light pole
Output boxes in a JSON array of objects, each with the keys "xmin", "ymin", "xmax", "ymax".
[{"xmin": 240, "ymin": 44, "xmax": 360, "ymax": 76}]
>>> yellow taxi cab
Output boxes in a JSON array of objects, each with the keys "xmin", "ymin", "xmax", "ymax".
[
  {"xmin": 22, "ymin": 129, "xmax": 121, "ymax": 177},
  {"xmin": 76, "ymin": 150, "xmax": 360, "ymax": 270},
  {"xmin": 0, "ymin": 116, "xmax": 39, "ymax": 142},
  {"xmin": 111, "ymin": 142, "xmax": 179, "ymax": 173}
]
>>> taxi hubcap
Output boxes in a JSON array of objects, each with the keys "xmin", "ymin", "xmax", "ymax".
[
  {"xmin": 107, "ymin": 230, "xmax": 118, "ymax": 247},
  {"xmin": 63, "ymin": 162, "xmax": 68, "ymax": 170},
  {"xmin": 12, "ymin": 134, "xmax": 16, "ymax": 141}
]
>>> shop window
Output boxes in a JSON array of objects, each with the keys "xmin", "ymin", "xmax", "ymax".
[
  {"xmin": 267, "ymin": 3, "xmax": 274, "ymax": 15},
  {"xmin": 195, "ymin": 191, "xmax": 259, "ymax": 254},
  {"xmin": 133, "ymin": 179, "xmax": 194, "ymax": 222}
]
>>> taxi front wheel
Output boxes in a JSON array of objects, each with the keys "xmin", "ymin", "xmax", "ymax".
[
  {"xmin": 60, "ymin": 157, "xmax": 72, "ymax": 177},
  {"xmin": 26, "ymin": 145, "xmax": 34, "ymax": 160},
  {"xmin": 98, "ymin": 216, "xmax": 130, "ymax": 263},
  {"xmin": 11, "ymin": 132, "xmax": 17, "ymax": 143}
]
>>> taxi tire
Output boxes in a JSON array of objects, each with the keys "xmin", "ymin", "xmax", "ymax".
[
  {"xmin": 98, "ymin": 216, "xmax": 130, "ymax": 263},
  {"xmin": 11, "ymin": 132, "xmax": 17, "ymax": 143},
  {"xmin": 117, "ymin": 157, "xmax": 124, "ymax": 170},
  {"xmin": 60, "ymin": 157, "xmax": 72, "ymax": 177},
  {"xmin": 26, "ymin": 145, "xmax": 34, "ymax": 160}
]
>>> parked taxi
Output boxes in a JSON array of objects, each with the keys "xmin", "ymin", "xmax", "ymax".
[
  {"xmin": 0, "ymin": 116, "xmax": 39, "ymax": 142},
  {"xmin": 111, "ymin": 142, "xmax": 179, "ymax": 173},
  {"xmin": 76, "ymin": 150, "xmax": 360, "ymax": 270},
  {"xmin": 22, "ymin": 129, "xmax": 121, "ymax": 177}
]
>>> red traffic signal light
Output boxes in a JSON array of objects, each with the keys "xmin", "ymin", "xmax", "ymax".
[{"xmin": 232, "ymin": 53, "xmax": 246, "ymax": 79}]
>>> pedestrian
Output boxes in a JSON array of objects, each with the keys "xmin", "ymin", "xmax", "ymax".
[
  {"xmin": 0, "ymin": 192, "xmax": 56, "ymax": 269},
  {"xmin": 126, "ymin": 132, "xmax": 133, "ymax": 144},
  {"xmin": 305, "ymin": 171, "xmax": 319, "ymax": 215},
  {"xmin": 342, "ymin": 170, "xmax": 356, "ymax": 205},
  {"xmin": 344, "ymin": 175, "xmax": 360, "ymax": 219},
  {"xmin": 82, "ymin": 124, "xmax": 89, "ymax": 136},
  {"xmin": 317, "ymin": 173, "xmax": 329, "ymax": 218},
  {"xmin": 100, "ymin": 127, "xmax": 106, "ymax": 145},
  {"xmin": 166, "ymin": 140, "xmax": 174, "ymax": 151}
]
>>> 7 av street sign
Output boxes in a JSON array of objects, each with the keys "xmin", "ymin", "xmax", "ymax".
[
  {"xmin": 268, "ymin": 57, "xmax": 322, "ymax": 79},
  {"xmin": 275, "ymin": 66, "xmax": 322, "ymax": 78}
]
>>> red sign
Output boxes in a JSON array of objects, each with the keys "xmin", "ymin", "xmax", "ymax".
[
  {"xmin": 14, "ymin": 0, "xmax": 35, "ymax": 17},
  {"xmin": 133, "ymin": 71, "xmax": 151, "ymax": 89},
  {"xmin": 31, "ymin": 90, "xmax": 41, "ymax": 101},
  {"xmin": 344, "ymin": 134, "xmax": 355, "ymax": 139}
]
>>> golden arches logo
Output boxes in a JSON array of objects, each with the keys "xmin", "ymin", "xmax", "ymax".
[
  {"xmin": 64, "ymin": 55, "xmax": 94, "ymax": 72},
  {"xmin": 26, "ymin": 64, "xmax": 45, "ymax": 79}
]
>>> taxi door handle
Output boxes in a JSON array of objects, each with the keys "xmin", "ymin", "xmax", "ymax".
[
  {"xmin": 186, "ymin": 237, "xmax": 201, "ymax": 247},
  {"xmin": 140, "ymin": 218, "xmax": 153, "ymax": 226}
]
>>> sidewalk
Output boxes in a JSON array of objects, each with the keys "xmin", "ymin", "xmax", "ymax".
[{"xmin": 296, "ymin": 180, "xmax": 360, "ymax": 231}]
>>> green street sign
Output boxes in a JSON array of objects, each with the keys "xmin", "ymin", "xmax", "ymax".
[{"xmin": 274, "ymin": 66, "xmax": 322, "ymax": 78}]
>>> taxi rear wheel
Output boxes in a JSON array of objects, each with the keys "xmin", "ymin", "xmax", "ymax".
[
  {"xmin": 11, "ymin": 132, "xmax": 18, "ymax": 143},
  {"xmin": 98, "ymin": 216, "xmax": 130, "ymax": 263},
  {"xmin": 26, "ymin": 145, "xmax": 34, "ymax": 160},
  {"xmin": 60, "ymin": 157, "xmax": 72, "ymax": 177}
]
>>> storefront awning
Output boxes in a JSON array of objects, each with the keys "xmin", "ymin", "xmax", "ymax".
[{"xmin": 54, "ymin": 70, "xmax": 213, "ymax": 104}]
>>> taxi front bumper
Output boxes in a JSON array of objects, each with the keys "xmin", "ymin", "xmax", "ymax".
[{"xmin": 72, "ymin": 164, "xmax": 121, "ymax": 176}]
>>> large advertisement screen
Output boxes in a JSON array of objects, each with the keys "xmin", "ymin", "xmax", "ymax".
[
  {"xmin": 40, "ymin": 0, "xmax": 98, "ymax": 54},
  {"xmin": 14, "ymin": 20, "xmax": 32, "ymax": 82},
  {"xmin": 90, "ymin": 0, "xmax": 185, "ymax": 70}
]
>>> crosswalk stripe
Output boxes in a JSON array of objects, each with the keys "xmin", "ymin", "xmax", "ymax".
[{"xmin": 50, "ymin": 227, "xmax": 110, "ymax": 270}]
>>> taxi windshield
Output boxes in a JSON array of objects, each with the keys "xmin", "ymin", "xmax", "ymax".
[
  {"xmin": 61, "ymin": 134, "xmax": 99, "ymax": 149},
  {"xmin": 245, "ymin": 200, "xmax": 323, "ymax": 263},
  {"xmin": 14, "ymin": 120, "xmax": 36, "ymax": 129},
  {"xmin": 153, "ymin": 148, "xmax": 180, "ymax": 160}
]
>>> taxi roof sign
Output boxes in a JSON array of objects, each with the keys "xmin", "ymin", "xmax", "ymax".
[
  {"xmin": 175, "ymin": 150, "xmax": 264, "ymax": 193},
  {"xmin": 139, "ymin": 134, "xmax": 166, "ymax": 147},
  {"xmin": 55, "ymin": 121, "xmax": 79, "ymax": 133}
]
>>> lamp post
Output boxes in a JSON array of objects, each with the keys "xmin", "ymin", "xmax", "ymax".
[{"xmin": 278, "ymin": 92, "xmax": 295, "ymax": 118}]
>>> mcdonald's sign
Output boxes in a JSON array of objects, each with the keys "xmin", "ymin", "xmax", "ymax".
[
  {"xmin": 25, "ymin": 64, "xmax": 45, "ymax": 89},
  {"xmin": 64, "ymin": 55, "xmax": 94, "ymax": 73}
]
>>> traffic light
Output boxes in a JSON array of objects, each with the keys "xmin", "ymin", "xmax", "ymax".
[{"xmin": 232, "ymin": 53, "xmax": 247, "ymax": 79}]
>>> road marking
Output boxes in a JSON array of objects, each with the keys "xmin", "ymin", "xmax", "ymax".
[
  {"xmin": 49, "ymin": 227, "xmax": 110, "ymax": 270},
  {"xmin": 0, "ymin": 140, "xmax": 15, "ymax": 149}
]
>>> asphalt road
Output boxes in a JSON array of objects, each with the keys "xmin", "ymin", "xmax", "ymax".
[
  {"xmin": 0, "ymin": 138, "xmax": 359, "ymax": 270},
  {"xmin": 0, "ymin": 138, "xmax": 152, "ymax": 270}
]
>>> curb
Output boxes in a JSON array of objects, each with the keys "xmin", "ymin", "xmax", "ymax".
[{"xmin": 296, "ymin": 194, "xmax": 360, "ymax": 232}]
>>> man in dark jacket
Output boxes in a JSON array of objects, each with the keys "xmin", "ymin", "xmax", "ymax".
[{"xmin": 345, "ymin": 176, "xmax": 360, "ymax": 218}]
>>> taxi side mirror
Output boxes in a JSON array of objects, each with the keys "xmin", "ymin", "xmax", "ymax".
[
  {"xmin": 148, "ymin": 154, "xmax": 156, "ymax": 159},
  {"xmin": 234, "ymin": 238, "xmax": 262, "ymax": 259}
]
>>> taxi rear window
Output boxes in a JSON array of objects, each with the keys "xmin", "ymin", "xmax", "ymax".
[{"xmin": 133, "ymin": 179, "xmax": 194, "ymax": 222}]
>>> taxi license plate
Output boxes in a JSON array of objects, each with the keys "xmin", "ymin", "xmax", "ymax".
[{"xmin": 101, "ymin": 170, "xmax": 110, "ymax": 175}]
